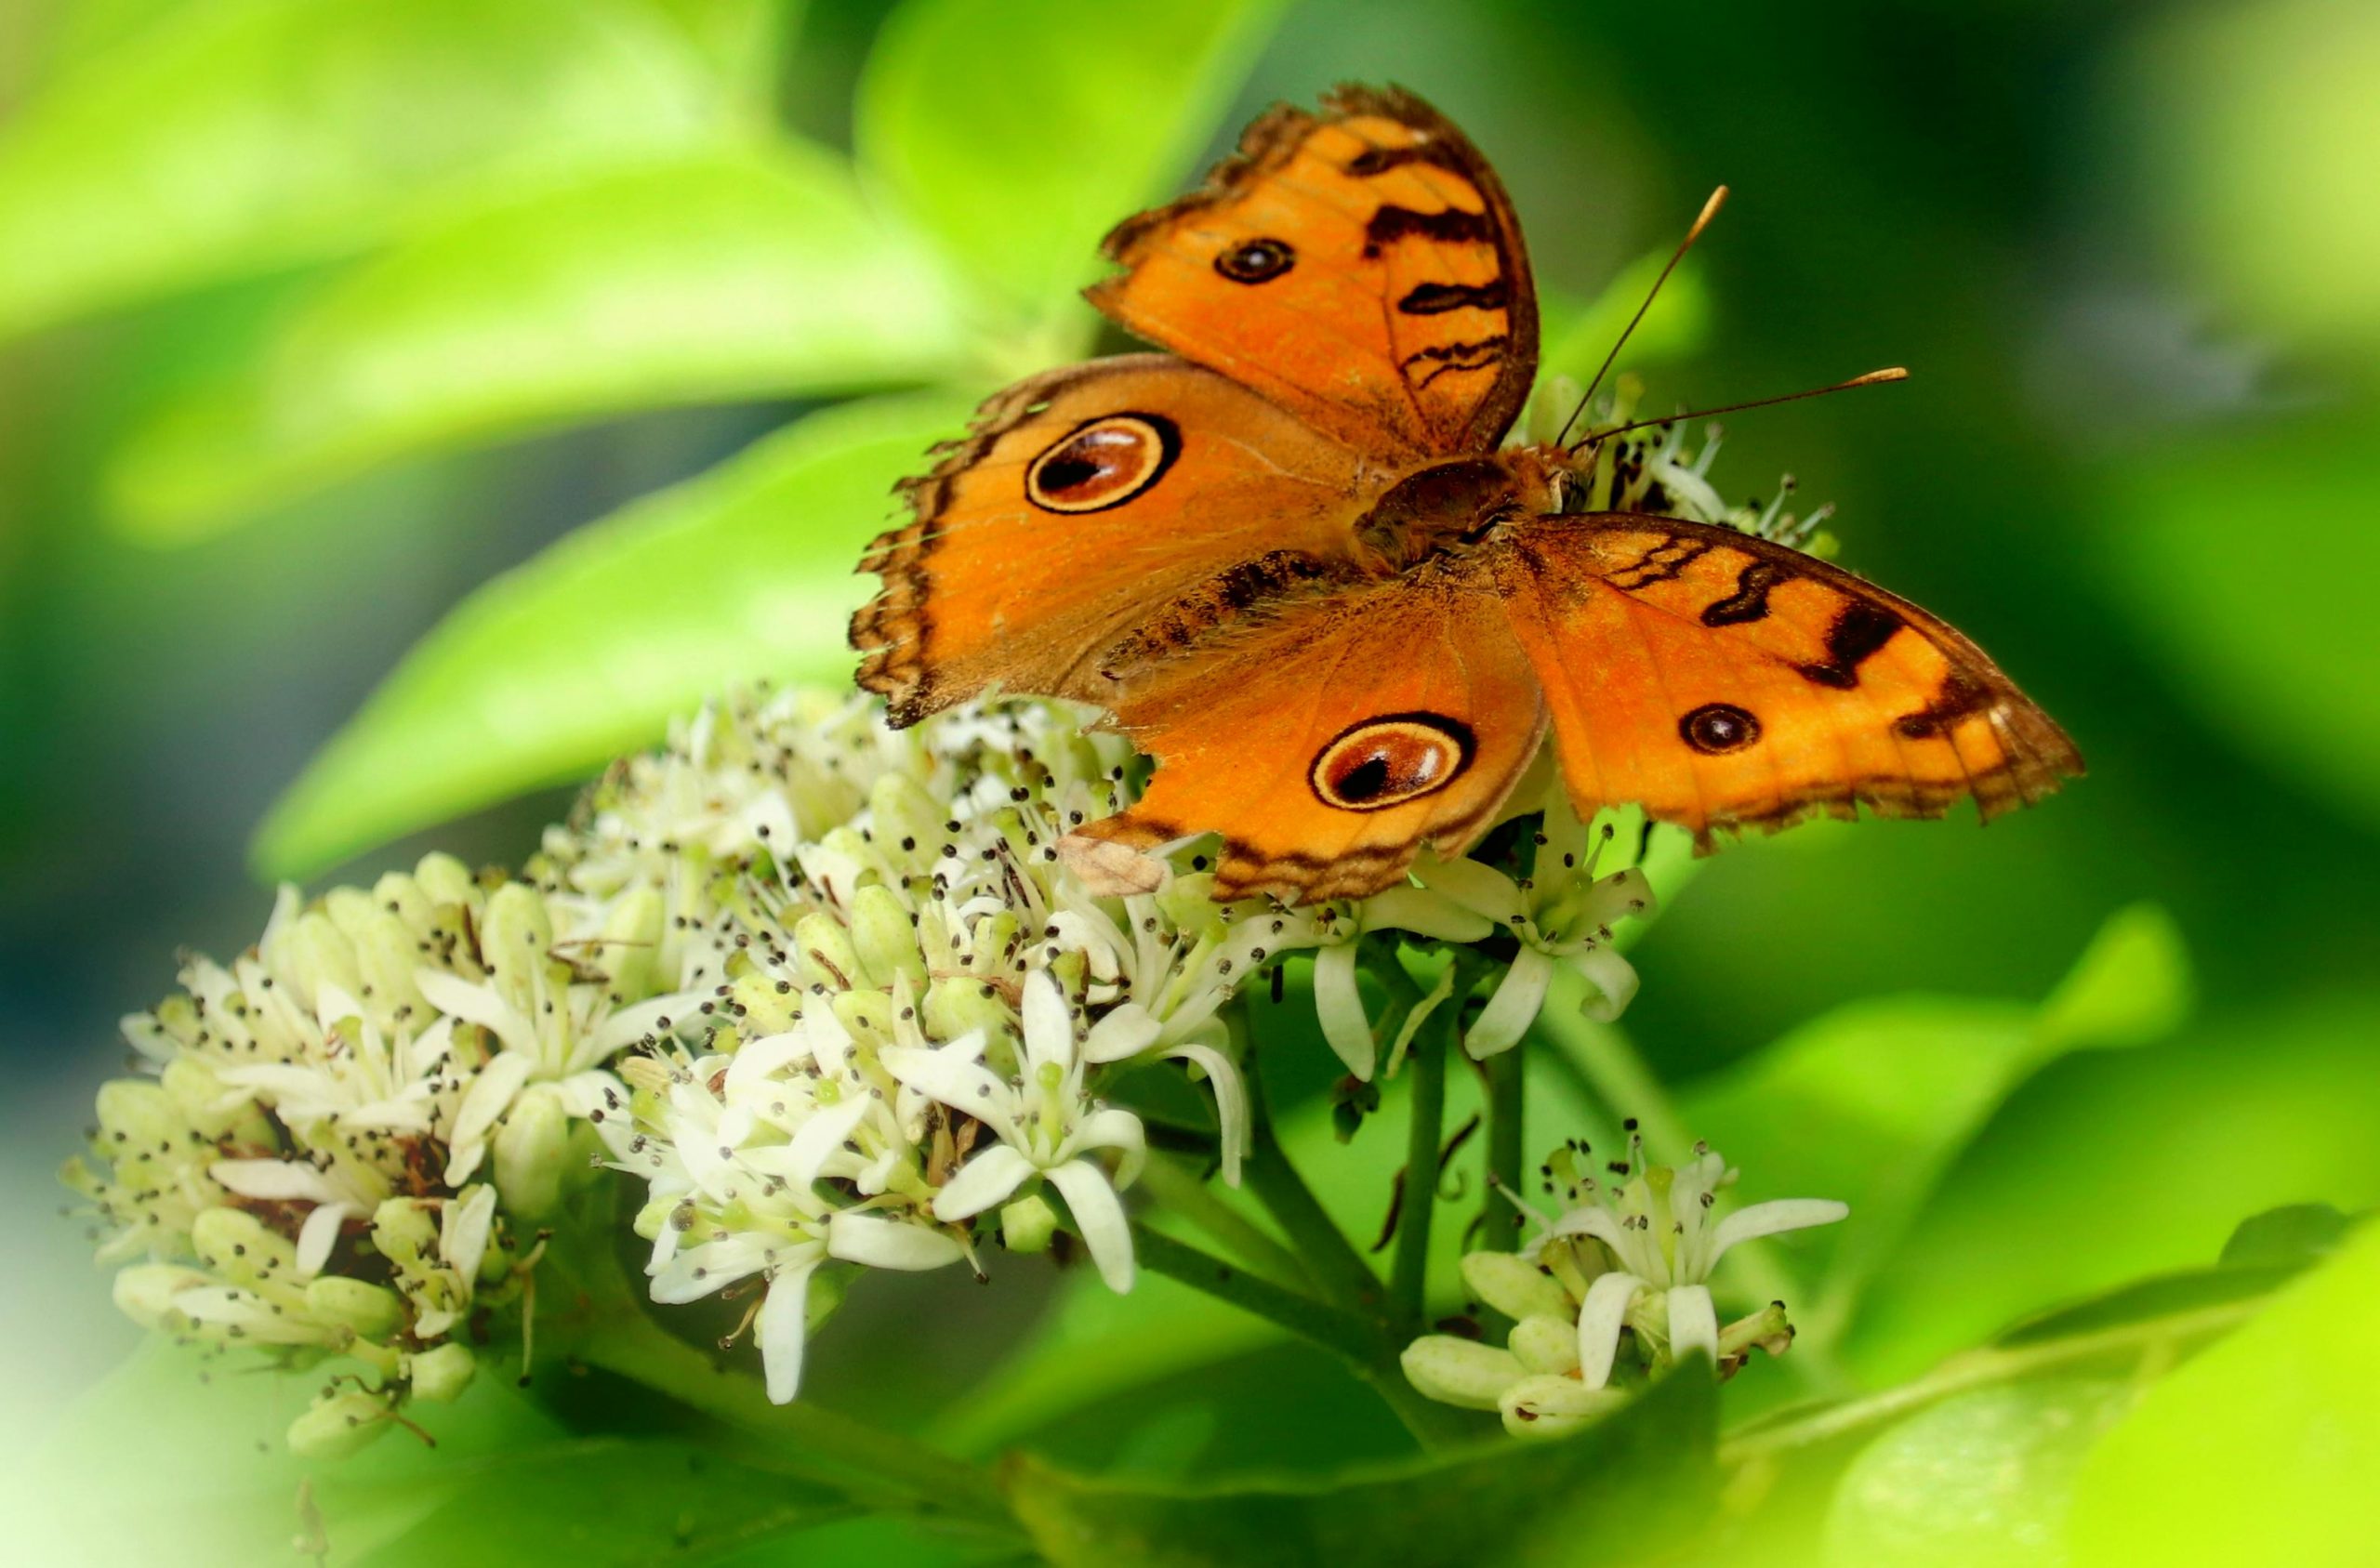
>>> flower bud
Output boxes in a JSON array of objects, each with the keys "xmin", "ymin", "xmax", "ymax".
[
  {"xmin": 1500, "ymin": 1372, "xmax": 1626, "ymax": 1439},
  {"xmin": 286, "ymin": 1390, "xmax": 393, "ymax": 1461},
  {"xmin": 482, "ymin": 883, "xmax": 555, "ymax": 1016},
  {"xmin": 868, "ymin": 772, "xmax": 947, "ymax": 866},
  {"xmin": 93, "ymin": 1079, "xmax": 181, "ymax": 1152},
  {"xmin": 413, "ymin": 852, "xmax": 477, "ymax": 910},
  {"xmin": 192, "ymin": 1206, "xmax": 298, "ymax": 1288},
  {"xmin": 494, "ymin": 1083, "xmax": 571, "ymax": 1220},
  {"xmin": 1000, "ymin": 1194, "xmax": 1058, "ymax": 1254},
  {"xmin": 1157, "ymin": 875, "xmax": 1226, "ymax": 943},
  {"xmin": 793, "ymin": 913, "xmax": 864, "ymax": 993},
  {"xmin": 408, "ymin": 1342, "xmax": 477, "ymax": 1403},
  {"xmin": 112, "ymin": 1265, "xmax": 213, "ymax": 1329},
  {"xmin": 278, "ymin": 911, "xmax": 362, "ymax": 1013},
  {"xmin": 923, "ymin": 977, "xmax": 1013, "ymax": 1047},
  {"xmin": 1461, "ymin": 1250, "xmax": 1571, "ymax": 1323},
  {"xmin": 1510, "ymin": 1312, "xmax": 1582, "ymax": 1376},
  {"xmin": 1399, "ymin": 1336, "xmax": 1524, "ymax": 1410},
  {"xmin": 304, "ymin": 1276, "xmax": 405, "ymax": 1342},
  {"xmin": 371, "ymin": 1197, "xmax": 440, "ymax": 1272},
  {"xmin": 599, "ymin": 887, "xmax": 665, "ymax": 1001},
  {"xmin": 850, "ymin": 886, "xmax": 926, "ymax": 989},
  {"xmin": 373, "ymin": 869, "xmax": 435, "ymax": 933}
]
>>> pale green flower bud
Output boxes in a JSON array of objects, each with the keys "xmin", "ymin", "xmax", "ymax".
[
  {"xmin": 160, "ymin": 1055, "xmax": 266, "ymax": 1142},
  {"xmin": 321, "ymin": 887, "xmax": 380, "ymax": 947},
  {"xmin": 1000, "ymin": 1194, "xmax": 1058, "ymax": 1254},
  {"xmin": 192, "ymin": 1206, "xmax": 298, "ymax": 1288},
  {"xmin": 830, "ymin": 989, "xmax": 896, "ymax": 1050},
  {"xmin": 1510, "ymin": 1312, "xmax": 1582, "ymax": 1376},
  {"xmin": 924, "ymin": 976, "xmax": 1012, "ymax": 1046},
  {"xmin": 304, "ymin": 1276, "xmax": 405, "ymax": 1342},
  {"xmin": 372, "ymin": 1197, "xmax": 440, "ymax": 1272},
  {"xmin": 1461, "ymin": 1250, "xmax": 1572, "ymax": 1323},
  {"xmin": 482, "ymin": 883, "xmax": 555, "ymax": 1016},
  {"xmin": 1500, "ymin": 1373, "xmax": 1626, "ymax": 1439},
  {"xmin": 372, "ymin": 869, "xmax": 435, "ymax": 934},
  {"xmin": 349, "ymin": 907, "xmax": 431, "ymax": 1021},
  {"xmin": 600, "ymin": 887, "xmax": 665, "ymax": 1001},
  {"xmin": 493, "ymin": 1083, "xmax": 571, "ymax": 1220},
  {"xmin": 850, "ymin": 885, "xmax": 926, "ymax": 989},
  {"xmin": 93, "ymin": 1079, "xmax": 180, "ymax": 1151},
  {"xmin": 869, "ymin": 772, "xmax": 947, "ymax": 865},
  {"xmin": 1399, "ymin": 1336, "xmax": 1525, "ymax": 1411},
  {"xmin": 286, "ymin": 1390, "xmax": 393, "ymax": 1461},
  {"xmin": 408, "ymin": 1342, "xmax": 477, "ymax": 1403},
  {"xmin": 414, "ymin": 852, "xmax": 477, "ymax": 909},
  {"xmin": 112, "ymin": 1265, "xmax": 212, "ymax": 1329},
  {"xmin": 1157, "ymin": 875, "xmax": 1226, "ymax": 943},
  {"xmin": 731, "ymin": 969, "xmax": 800, "ymax": 1037},
  {"xmin": 279, "ymin": 911, "xmax": 362, "ymax": 1012},
  {"xmin": 794, "ymin": 913, "xmax": 864, "ymax": 993},
  {"xmin": 631, "ymin": 1194, "xmax": 679, "ymax": 1244}
]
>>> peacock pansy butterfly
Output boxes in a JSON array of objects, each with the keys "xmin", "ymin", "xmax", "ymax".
[{"xmin": 851, "ymin": 86, "xmax": 2082, "ymax": 903}]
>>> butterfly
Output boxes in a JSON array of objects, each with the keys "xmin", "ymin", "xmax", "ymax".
[{"xmin": 851, "ymin": 85, "xmax": 2082, "ymax": 903}]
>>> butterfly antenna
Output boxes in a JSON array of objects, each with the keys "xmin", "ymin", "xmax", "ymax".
[
  {"xmin": 1576, "ymin": 367, "xmax": 1910, "ymax": 445},
  {"xmin": 1554, "ymin": 185, "xmax": 1729, "ymax": 450}
]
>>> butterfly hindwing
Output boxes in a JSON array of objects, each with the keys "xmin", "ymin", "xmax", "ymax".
[
  {"xmin": 1064, "ymin": 560, "xmax": 1547, "ymax": 902},
  {"xmin": 1493, "ymin": 513, "xmax": 2082, "ymax": 840},
  {"xmin": 1088, "ymin": 84, "xmax": 1539, "ymax": 464}
]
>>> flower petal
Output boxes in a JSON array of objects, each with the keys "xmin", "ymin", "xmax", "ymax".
[
  {"xmin": 443, "ymin": 1049, "xmax": 534, "ymax": 1184},
  {"xmin": 827, "ymin": 1212, "xmax": 965, "ymax": 1272},
  {"xmin": 1020, "ymin": 969, "xmax": 1075, "ymax": 1076},
  {"xmin": 416, "ymin": 969, "xmax": 535, "ymax": 1057},
  {"xmin": 1067, "ymin": 1106, "xmax": 1147, "ymax": 1192},
  {"xmin": 1164, "ymin": 1041, "xmax": 1245, "ymax": 1187},
  {"xmin": 1047, "ymin": 1159, "xmax": 1136, "ymax": 1293},
  {"xmin": 1575, "ymin": 1270, "xmax": 1645, "ymax": 1389},
  {"xmin": 1669, "ymin": 1284, "xmax": 1720, "ymax": 1368},
  {"xmin": 442, "ymin": 1184, "xmax": 498, "ymax": 1285},
  {"xmin": 757, "ymin": 1258, "xmax": 820, "ymax": 1405},
  {"xmin": 1082, "ymin": 1002, "xmax": 1160, "ymax": 1064},
  {"xmin": 880, "ymin": 1044, "xmax": 1021, "ymax": 1138},
  {"xmin": 1311, "ymin": 941, "xmax": 1375, "ymax": 1081},
  {"xmin": 293, "ymin": 1202, "xmax": 354, "ymax": 1279},
  {"xmin": 1709, "ymin": 1199, "xmax": 1850, "ymax": 1263},
  {"xmin": 1362, "ymin": 885, "xmax": 1495, "ymax": 943},
  {"xmin": 1412, "ymin": 853, "xmax": 1527, "ymax": 925},
  {"xmin": 782, "ymin": 1093, "xmax": 872, "ymax": 1190},
  {"xmin": 1567, "ymin": 945, "xmax": 1641, "ymax": 1024},
  {"xmin": 1464, "ymin": 947, "xmax": 1554, "ymax": 1060},
  {"xmin": 932, "ymin": 1143, "xmax": 1038, "ymax": 1221},
  {"xmin": 210, "ymin": 1158, "xmax": 347, "ymax": 1206}
]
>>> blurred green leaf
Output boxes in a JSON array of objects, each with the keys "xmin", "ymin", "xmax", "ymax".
[
  {"xmin": 1002, "ymin": 1368, "xmax": 1713, "ymax": 1568},
  {"xmin": 1823, "ymin": 1379, "xmax": 2130, "ymax": 1568},
  {"xmin": 2093, "ymin": 410, "xmax": 2380, "ymax": 834},
  {"xmin": 2067, "ymin": 1220, "xmax": 2380, "ymax": 1566},
  {"xmin": 1993, "ymin": 1266, "xmax": 2301, "ymax": 1351},
  {"xmin": 1537, "ymin": 254, "xmax": 1712, "ymax": 390},
  {"xmin": 1844, "ymin": 996, "xmax": 2380, "ymax": 1384},
  {"xmin": 0, "ymin": 0, "xmax": 730, "ymax": 341},
  {"xmin": 854, "ymin": 0, "xmax": 1284, "ymax": 329},
  {"xmin": 1677, "ymin": 903, "xmax": 2188, "ymax": 1338},
  {"xmin": 651, "ymin": 0, "xmax": 805, "ymax": 114},
  {"xmin": 254, "ymin": 390, "xmax": 974, "ymax": 878},
  {"xmin": 2218, "ymin": 1201, "xmax": 2354, "ymax": 1271},
  {"xmin": 109, "ymin": 145, "xmax": 971, "ymax": 540}
]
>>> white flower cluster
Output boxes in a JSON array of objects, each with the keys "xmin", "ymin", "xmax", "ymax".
[
  {"xmin": 68, "ymin": 685, "xmax": 1664, "ymax": 1434},
  {"xmin": 1401, "ymin": 1132, "xmax": 1845, "ymax": 1436}
]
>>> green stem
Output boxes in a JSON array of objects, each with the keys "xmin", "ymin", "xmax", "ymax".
[
  {"xmin": 1479, "ymin": 1043, "xmax": 1527, "ymax": 1266},
  {"xmin": 1236, "ymin": 1014, "xmax": 1387, "ymax": 1319},
  {"xmin": 1390, "ymin": 1005, "xmax": 1452, "ymax": 1331},
  {"xmin": 1138, "ymin": 1152, "xmax": 1308, "ymax": 1290},
  {"xmin": 1131, "ymin": 1223, "xmax": 1392, "ymax": 1363}
]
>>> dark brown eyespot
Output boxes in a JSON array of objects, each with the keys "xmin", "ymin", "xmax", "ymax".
[
  {"xmin": 1310, "ymin": 713, "xmax": 1475, "ymax": 811},
  {"xmin": 1025, "ymin": 414, "xmax": 1180, "ymax": 514},
  {"xmin": 1680, "ymin": 703, "xmax": 1762, "ymax": 755},
  {"xmin": 1214, "ymin": 237, "xmax": 1296, "ymax": 283}
]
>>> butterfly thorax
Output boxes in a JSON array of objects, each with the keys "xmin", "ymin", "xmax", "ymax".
[{"xmin": 1354, "ymin": 448, "xmax": 1559, "ymax": 573}]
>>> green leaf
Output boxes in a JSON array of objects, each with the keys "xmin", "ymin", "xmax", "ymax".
[
  {"xmin": 1001, "ymin": 1368, "xmax": 1714, "ymax": 1568},
  {"xmin": 109, "ymin": 145, "xmax": 972, "ymax": 540},
  {"xmin": 1823, "ymin": 1379, "xmax": 2133, "ymax": 1568},
  {"xmin": 854, "ymin": 0, "xmax": 1284, "ymax": 327},
  {"xmin": 6, "ymin": 1340, "xmax": 838, "ymax": 1566},
  {"xmin": 2218, "ymin": 1201, "xmax": 2355, "ymax": 1271},
  {"xmin": 253, "ymin": 391, "xmax": 976, "ymax": 878},
  {"xmin": 1843, "ymin": 995, "xmax": 2380, "ymax": 1384},
  {"xmin": 1991, "ymin": 1263, "xmax": 2303, "ymax": 1351},
  {"xmin": 1676, "ymin": 903, "xmax": 2188, "ymax": 1340},
  {"xmin": 2067, "ymin": 1220, "xmax": 2380, "ymax": 1566},
  {"xmin": 0, "ymin": 0, "xmax": 733, "ymax": 341}
]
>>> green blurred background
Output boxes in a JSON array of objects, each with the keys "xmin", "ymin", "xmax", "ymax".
[{"xmin": 4, "ymin": 0, "xmax": 2376, "ymax": 1542}]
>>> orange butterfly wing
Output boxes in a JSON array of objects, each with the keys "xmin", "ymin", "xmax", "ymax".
[
  {"xmin": 1494, "ymin": 514, "xmax": 2083, "ymax": 839},
  {"xmin": 1088, "ymin": 84, "xmax": 1538, "ymax": 464},
  {"xmin": 1064, "ymin": 558, "xmax": 1547, "ymax": 902},
  {"xmin": 853, "ymin": 354, "xmax": 1381, "ymax": 724}
]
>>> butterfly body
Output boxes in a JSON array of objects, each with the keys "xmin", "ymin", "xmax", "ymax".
[{"xmin": 853, "ymin": 86, "xmax": 2082, "ymax": 903}]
